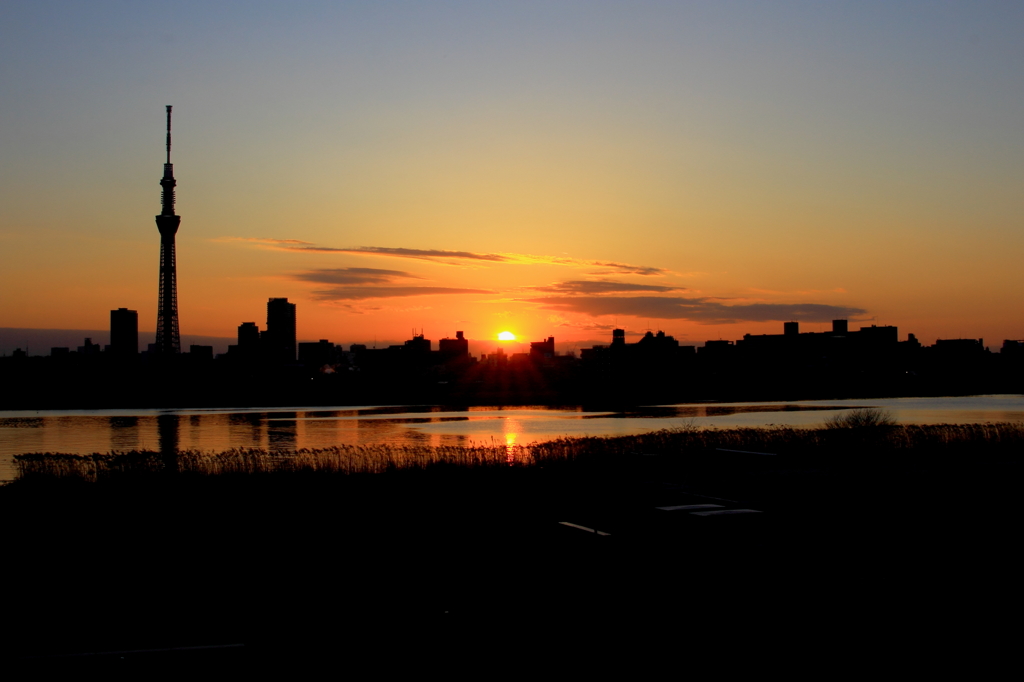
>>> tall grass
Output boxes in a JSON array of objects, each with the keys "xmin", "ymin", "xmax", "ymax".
[
  {"xmin": 12, "ymin": 443, "xmax": 534, "ymax": 483},
  {"xmin": 12, "ymin": 421, "xmax": 1024, "ymax": 483}
]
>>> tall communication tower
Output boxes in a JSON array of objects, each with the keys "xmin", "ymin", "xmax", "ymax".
[{"xmin": 154, "ymin": 105, "xmax": 181, "ymax": 354}]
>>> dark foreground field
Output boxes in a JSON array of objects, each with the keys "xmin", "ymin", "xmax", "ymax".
[{"xmin": 3, "ymin": 420, "xmax": 1019, "ymax": 672}]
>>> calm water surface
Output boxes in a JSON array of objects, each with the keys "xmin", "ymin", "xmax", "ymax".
[{"xmin": 2, "ymin": 395, "xmax": 1022, "ymax": 481}]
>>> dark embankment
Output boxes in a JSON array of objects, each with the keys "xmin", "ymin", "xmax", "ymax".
[{"xmin": 3, "ymin": 419, "xmax": 1020, "ymax": 669}]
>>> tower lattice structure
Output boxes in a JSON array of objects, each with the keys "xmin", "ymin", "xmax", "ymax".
[{"xmin": 154, "ymin": 105, "xmax": 181, "ymax": 354}]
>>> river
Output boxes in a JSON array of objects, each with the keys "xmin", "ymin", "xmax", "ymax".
[{"xmin": 2, "ymin": 394, "xmax": 1022, "ymax": 481}]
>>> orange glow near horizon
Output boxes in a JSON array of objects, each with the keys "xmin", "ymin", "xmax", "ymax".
[{"xmin": 3, "ymin": 5, "xmax": 1024, "ymax": 352}]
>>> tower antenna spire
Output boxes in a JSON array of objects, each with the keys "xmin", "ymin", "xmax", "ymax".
[
  {"xmin": 155, "ymin": 105, "xmax": 182, "ymax": 355},
  {"xmin": 165, "ymin": 105, "xmax": 172, "ymax": 164}
]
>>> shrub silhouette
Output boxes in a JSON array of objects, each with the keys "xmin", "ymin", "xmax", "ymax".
[{"xmin": 824, "ymin": 408, "xmax": 897, "ymax": 429}]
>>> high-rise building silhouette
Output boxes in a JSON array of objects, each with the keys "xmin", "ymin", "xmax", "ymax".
[
  {"xmin": 264, "ymin": 298, "xmax": 296, "ymax": 363},
  {"xmin": 110, "ymin": 308, "xmax": 139, "ymax": 355},
  {"xmin": 154, "ymin": 105, "xmax": 181, "ymax": 355}
]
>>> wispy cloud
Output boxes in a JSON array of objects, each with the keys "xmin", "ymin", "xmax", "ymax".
[
  {"xmin": 523, "ymin": 280, "xmax": 683, "ymax": 295},
  {"xmin": 228, "ymin": 237, "xmax": 316, "ymax": 246},
  {"xmin": 293, "ymin": 267, "xmax": 422, "ymax": 285},
  {"xmin": 557, "ymin": 321, "xmax": 613, "ymax": 331},
  {"xmin": 224, "ymin": 238, "xmax": 506, "ymax": 263},
  {"xmin": 499, "ymin": 253, "xmax": 668, "ymax": 275},
  {"xmin": 221, "ymin": 237, "xmax": 665, "ymax": 274},
  {"xmin": 585, "ymin": 263, "xmax": 667, "ymax": 276},
  {"xmin": 746, "ymin": 287, "xmax": 849, "ymax": 296},
  {"xmin": 288, "ymin": 267, "xmax": 491, "ymax": 302},
  {"xmin": 522, "ymin": 295, "xmax": 866, "ymax": 324},
  {"xmin": 301, "ymin": 246, "xmax": 508, "ymax": 263},
  {"xmin": 228, "ymin": 238, "xmax": 856, "ymax": 323},
  {"xmin": 311, "ymin": 286, "xmax": 495, "ymax": 301}
]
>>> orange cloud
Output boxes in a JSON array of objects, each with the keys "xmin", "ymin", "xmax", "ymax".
[
  {"xmin": 219, "ymin": 237, "xmax": 666, "ymax": 274},
  {"xmin": 311, "ymin": 286, "xmax": 495, "ymax": 301},
  {"xmin": 521, "ymin": 295, "xmax": 866, "ymax": 324}
]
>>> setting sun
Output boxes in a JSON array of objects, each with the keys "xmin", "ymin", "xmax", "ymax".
[{"xmin": 498, "ymin": 331, "xmax": 516, "ymax": 341}]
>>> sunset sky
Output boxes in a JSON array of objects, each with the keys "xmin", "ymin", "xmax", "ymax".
[{"xmin": 2, "ymin": 1, "xmax": 1023, "ymax": 352}]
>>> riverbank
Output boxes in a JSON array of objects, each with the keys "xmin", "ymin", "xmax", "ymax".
[{"xmin": 4, "ymin": 421, "xmax": 1020, "ymax": 669}]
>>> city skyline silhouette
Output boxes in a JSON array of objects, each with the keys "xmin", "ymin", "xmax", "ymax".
[{"xmin": 0, "ymin": 99, "xmax": 1018, "ymax": 411}]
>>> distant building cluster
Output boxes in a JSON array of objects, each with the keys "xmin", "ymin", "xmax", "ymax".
[
  {"xmin": 5, "ymin": 293, "xmax": 1022, "ymax": 408},
  {"xmin": 7, "ymin": 300, "xmax": 1018, "ymax": 375}
]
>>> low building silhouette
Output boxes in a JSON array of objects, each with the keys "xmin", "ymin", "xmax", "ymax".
[
  {"xmin": 1001, "ymin": 340, "xmax": 1024, "ymax": 356},
  {"xmin": 78, "ymin": 338, "xmax": 102, "ymax": 356},
  {"xmin": 933, "ymin": 338, "xmax": 986, "ymax": 356},
  {"xmin": 404, "ymin": 333, "xmax": 431, "ymax": 356},
  {"xmin": 581, "ymin": 329, "xmax": 693, "ymax": 401},
  {"xmin": 238, "ymin": 321, "xmax": 260, "ymax": 348},
  {"xmin": 480, "ymin": 347, "xmax": 508, "ymax": 367},
  {"xmin": 439, "ymin": 331, "xmax": 469, "ymax": 362},
  {"xmin": 227, "ymin": 321, "xmax": 261, "ymax": 362},
  {"xmin": 298, "ymin": 339, "xmax": 339, "ymax": 367},
  {"xmin": 697, "ymin": 340, "xmax": 736, "ymax": 358},
  {"xmin": 530, "ymin": 337, "xmax": 555, "ymax": 361}
]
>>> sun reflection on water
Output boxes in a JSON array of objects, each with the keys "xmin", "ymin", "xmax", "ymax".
[{"xmin": 504, "ymin": 420, "xmax": 520, "ymax": 464}]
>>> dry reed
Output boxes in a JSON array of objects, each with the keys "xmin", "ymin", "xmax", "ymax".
[{"xmin": 12, "ymin": 421, "xmax": 1024, "ymax": 483}]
